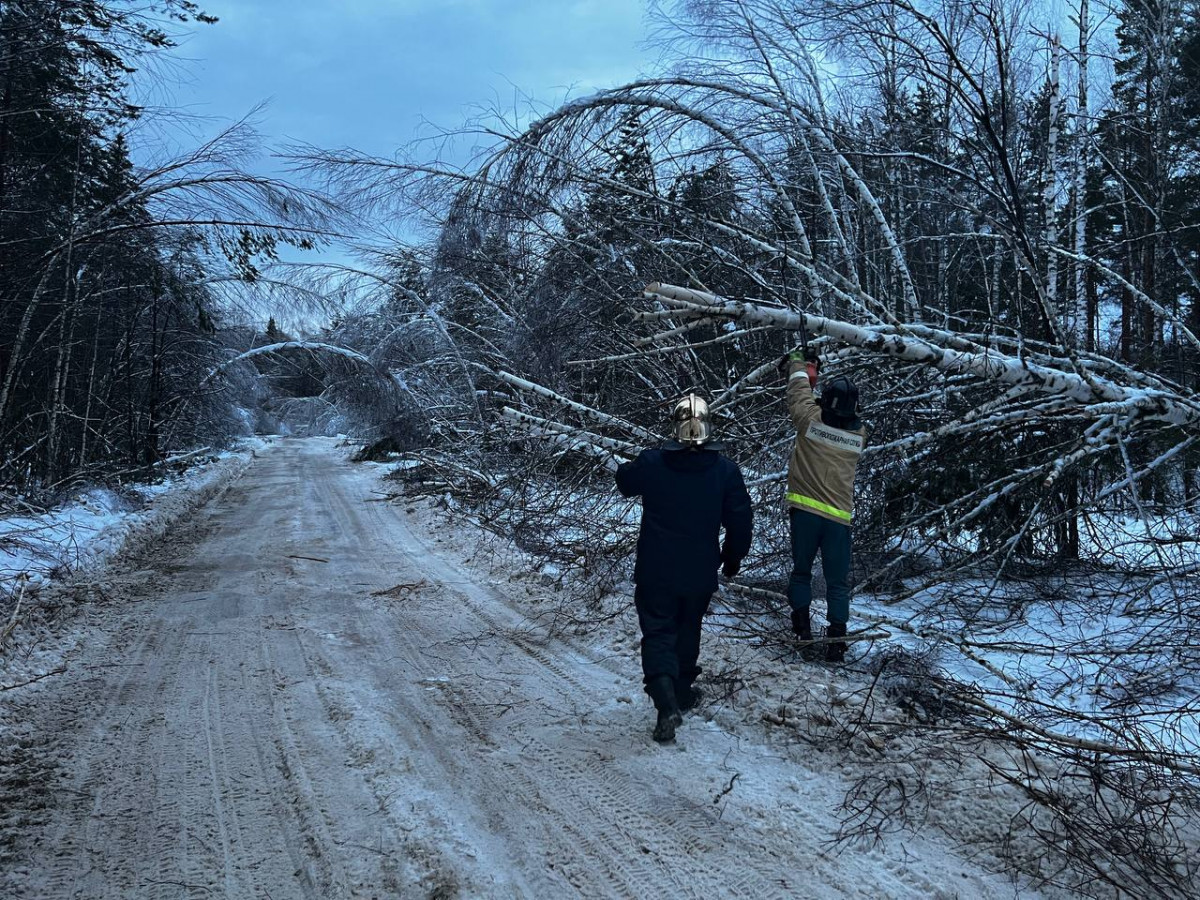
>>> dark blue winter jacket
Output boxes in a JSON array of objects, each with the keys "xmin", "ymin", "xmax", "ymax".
[{"xmin": 615, "ymin": 444, "xmax": 753, "ymax": 596}]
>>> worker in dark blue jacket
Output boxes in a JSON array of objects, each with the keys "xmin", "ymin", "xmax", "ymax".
[{"xmin": 616, "ymin": 394, "xmax": 753, "ymax": 742}]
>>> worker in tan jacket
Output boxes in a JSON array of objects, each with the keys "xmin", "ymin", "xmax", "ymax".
[{"xmin": 783, "ymin": 350, "xmax": 866, "ymax": 661}]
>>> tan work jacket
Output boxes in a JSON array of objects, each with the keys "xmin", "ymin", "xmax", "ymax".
[{"xmin": 785, "ymin": 360, "xmax": 866, "ymax": 524}]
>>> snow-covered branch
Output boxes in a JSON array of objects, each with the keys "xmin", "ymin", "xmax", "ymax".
[{"xmin": 644, "ymin": 283, "xmax": 1200, "ymax": 429}]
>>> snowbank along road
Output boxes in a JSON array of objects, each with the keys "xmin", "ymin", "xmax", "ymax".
[{"xmin": 0, "ymin": 438, "xmax": 1035, "ymax": 898}]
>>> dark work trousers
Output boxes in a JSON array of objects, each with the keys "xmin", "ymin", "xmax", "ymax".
[
  {"xmin": 634, "ymin": 587, "xmax": 713, "ymax": 694},
  {"xmin": 787, "ymin": 507, "xmax": 852, "ymax": 626}
]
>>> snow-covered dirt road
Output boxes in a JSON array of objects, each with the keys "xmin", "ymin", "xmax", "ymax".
[{"xmin": 1, "ymin": 438, "xmax": 1034, "ymax": 898}]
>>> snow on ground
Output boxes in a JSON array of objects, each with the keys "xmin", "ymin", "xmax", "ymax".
[
  {"xmin": 0, "ymin": 440, "xmax": 268, "ymax": 597},
  {"xmin": 407, "ymin": 501, "xmax": 1074, "ymax": 895},
  {"xmin": 2, "ymin": 438, "xmax": 1058, "ymax": 899},
  {"xmin": 851, "ymin": 582, "xmax": 1200, "ymax": 758},
  {"xmin": 401, "ymin": 461, "xmax": 1200, "ymax": 896},
  {"xmin": 0, "ymin": 439, "xmax": 267, "ymax": 704},
  {"xmin": 436, "ymin": 464, "xmax": 1200, "ymax": 779}
]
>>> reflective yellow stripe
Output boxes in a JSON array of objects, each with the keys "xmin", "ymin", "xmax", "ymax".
[{"xmin": 786, "ymin": 492, "xmax": 852, "ymax": 522}]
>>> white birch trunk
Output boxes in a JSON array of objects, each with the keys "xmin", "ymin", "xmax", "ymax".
[
  {"xmin": 1074, "ymin": 0, "xmax": 1090, "ymax": 348},
  {"xmin": 1045, "ymin": 34, "xmax": 1062, "ymax": 325}
]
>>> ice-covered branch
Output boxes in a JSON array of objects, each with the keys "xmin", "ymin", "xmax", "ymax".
[
  {"xmin": 494, "ymin": 372, "xmax": 661, "ymax": 445},
  {"xmin": 644, "ymin": 283, "xmax": 1200, "ymax": 429}
]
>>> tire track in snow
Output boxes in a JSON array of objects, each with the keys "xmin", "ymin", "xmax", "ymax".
[
  {"xmin": 1, "ymin": 438, "xmax": 1046, "ymax": 900},
  {"xmin": 377, "ymin": 532, "xmax": 834, "ymax": 897}
]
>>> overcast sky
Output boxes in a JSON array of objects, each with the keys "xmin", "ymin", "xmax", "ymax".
[
  {"xmin": 150, "ymin": 0, "xmax": 656, "ymax": 162},
  {"xmin": 128, "ymin": 1, "xmax": 659, "ymax": 331}
]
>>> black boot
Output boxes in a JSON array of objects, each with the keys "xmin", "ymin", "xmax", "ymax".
[
  {"xmin": 646, "ymin": 675, "xmax": 683, "ymax": 742},
  {"xmin": 677, "ymin": 683, "xmax": 703, "ymax": 713},
  {"xmin": 791, "ymin": 609, "xmax": 812, "ymax": 641},
  {"xmin": 825, "ymin": 622, "xmax": 848, "ymax": 663}
]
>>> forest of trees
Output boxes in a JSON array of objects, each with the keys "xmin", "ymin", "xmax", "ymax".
[
  {"xmin": 0, "ymin": 0, "xmax": 339, "ymax": 498},
  {"xmin": 3, "ymin": 1, "xmax": 1199, "ymax": 895}
]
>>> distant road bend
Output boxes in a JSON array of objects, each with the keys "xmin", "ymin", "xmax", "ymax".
[{"xmin": 2, "ymin": 438, "xmax": 1028, "ymax": 899}]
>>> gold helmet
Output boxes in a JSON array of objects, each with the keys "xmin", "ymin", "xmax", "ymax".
[{"xmin": 671, "ymin": 394, "xmax": 712, "ymax": 446}]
